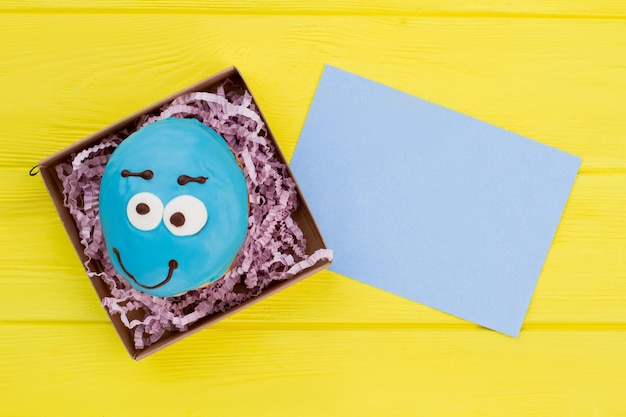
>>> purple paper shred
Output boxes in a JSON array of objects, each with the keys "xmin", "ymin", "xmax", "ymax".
[{"xmin": 56, "ymin": 81, "xmax": 332, "ymax": 350}]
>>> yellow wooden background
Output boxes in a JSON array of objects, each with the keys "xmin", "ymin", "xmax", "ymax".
[{"xmin": 1, "ymin": 1, "xmax": 625, "ymax": 415}]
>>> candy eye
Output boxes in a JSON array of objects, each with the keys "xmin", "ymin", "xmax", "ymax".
[
  {"xmin": 163, "ymin": 195, "xmax": 208, "ymax": 236},
  {"xmin": 126, "ymin": 192, "xmax": 164, "ymax": 231}
]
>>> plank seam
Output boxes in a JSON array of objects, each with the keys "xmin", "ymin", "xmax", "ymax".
[
  {"xmin": 2, "ymin": 321, "xmax": 625, "ymax": 331},
  {"xmin": 1, "ymin": 8, "xmax": 626, "ymax": 20}
]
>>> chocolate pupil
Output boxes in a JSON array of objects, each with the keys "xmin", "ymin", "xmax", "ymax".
[
  {"xmin": 170, "ymin": 212, "xmax": 185, "ymax": 227},
  {"xmin": 136, "ymin": 203, "xmax": 150, "ymax": 215}
]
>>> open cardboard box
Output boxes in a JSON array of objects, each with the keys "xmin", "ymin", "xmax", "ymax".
[{"xmin": 38, "ymin": 67, "xmax": 331, "ymax": 359}]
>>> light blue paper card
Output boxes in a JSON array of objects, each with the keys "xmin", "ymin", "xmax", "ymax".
[{"xmin": 291, "ymin": 65, "xmax": 581, "ymax": 336}]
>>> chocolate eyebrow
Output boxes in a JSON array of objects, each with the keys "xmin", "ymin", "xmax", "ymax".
[
  {"xmin": 178, "ymin": 175, "xmax": 208, "ymax": 185},
  {"xmin": 121, "ymin": 169, "xmax": 153, "ymax": 180}
]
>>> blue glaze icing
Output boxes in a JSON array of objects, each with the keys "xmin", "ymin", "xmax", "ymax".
[{"xmin": 99, "ymin": 118, "xmax": 249, "ymax": 297}]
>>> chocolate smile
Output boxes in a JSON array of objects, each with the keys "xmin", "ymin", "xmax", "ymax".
[{"xmin": 112, "ymin": 248, "xmax": 177, "ymax": 290}]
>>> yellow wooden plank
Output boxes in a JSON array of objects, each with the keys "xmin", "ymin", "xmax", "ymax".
[
  {"xmin": 1, "ymin": 0, "xmax": 626, "ymax": 17},
  {"xmin": 0, "ymin": 15, "xmax": 626, "ymax": 170},
  {"xmin": 0, "ymin": 324, "xmax": 625, "ymax": 416},
  {"xmin": 1, "ymin": 167, "xmax": 624, "ymax": 326},
  {"xmin": 1, "ymin": 14, "xmax": 625, "ymax": 169}
]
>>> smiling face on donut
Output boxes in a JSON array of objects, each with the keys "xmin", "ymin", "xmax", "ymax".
[{"xmin": 99, "ymin": 118, "xmax": 249, "ymax": 297}]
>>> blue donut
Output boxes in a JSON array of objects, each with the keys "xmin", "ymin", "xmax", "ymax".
[{"xmin": 99, "ymin": 118, "xmax": 249, "ymax": 297}]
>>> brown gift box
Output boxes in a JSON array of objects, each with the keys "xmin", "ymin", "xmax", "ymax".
[{"xmin": 38, "ymin": 67, "xmax": 331, "ymax": 360}]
